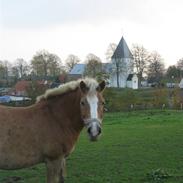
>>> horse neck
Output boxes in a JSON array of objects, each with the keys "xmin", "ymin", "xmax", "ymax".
[{"xmin": 44, "ymin": 88, "xmax": 84, "ymax": 133}]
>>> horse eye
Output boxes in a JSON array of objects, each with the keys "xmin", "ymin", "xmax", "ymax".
[
  {"xmin": 80, "ymin": 101, "xmax": 85, "ymax": 106},
  {"xmin": 101, "ymin": 102, "xmax": 105, "ymax": 106}
]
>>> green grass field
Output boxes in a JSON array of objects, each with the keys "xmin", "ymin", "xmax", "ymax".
[{"xmin": 0, "ymin": 110, "xmax": 183, "ymax": 183}]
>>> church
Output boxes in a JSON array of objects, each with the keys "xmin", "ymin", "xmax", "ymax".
[
  {"xmin": 69, "ymin": 36, "xmax": 138, "ymax": 89},
  {"xmin": 109, "ymin": 36, "xmax": 138, "ymax": 89}
]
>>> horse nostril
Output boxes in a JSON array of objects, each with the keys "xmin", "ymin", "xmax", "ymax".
[
  {"xmin": 98, "ymin": 127, "xmax": 102, "ymax": 135},
  {"xmin": 87, "ymin": 127, "xmax": 91, "ymax": 134}
]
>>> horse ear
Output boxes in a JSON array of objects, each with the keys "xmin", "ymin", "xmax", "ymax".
[
  {"xmin": 80, "ymin": 81, "xmax": 89, "ymax": 93},
  {"xmin": 97, "ymin": 80, "xmax": 106, "ymax": 92}
]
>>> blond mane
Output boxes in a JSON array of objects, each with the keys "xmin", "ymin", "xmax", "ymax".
[{"xmin": 36, "ymin": 78, "xmax": 99, "ymax": 102}]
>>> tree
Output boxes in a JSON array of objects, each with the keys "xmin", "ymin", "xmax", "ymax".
[
  {"xmin": 147, "ymin": 51, "xmax": 165, "ymax": 84},
  {"xmin": 11, "ymin": 66, "xmax": 19, "ymax": 84},
  {"xmin": 166, "ymin": 65, "xmax": 181, "ymax": 80},
  {"xmin": 26, "ymin": 81, "xmax": 48, "ymax": 103},
  {"xmin": 0, "ymin": 61, "xmax": 5, "ymax": 79},
  {"xmin": 84, "ymin": 54, "xmax": 102, "ymax": 78},
  {"xmin": 105, "ymin": 43, "xmax": 117, "ymax": 62},
  {"xmin": 31, "ymin": 50, "xmax": 62, "ymax": 78},
  {"xmin": 0, "ymin": 60, "xmax": 11, "ymax": 86},
  {"xmin": 47, "ymin": 53, "xmax": 62, "ymax": 77},
  {"xmin": 14, "ymin": 58, "xmax": 29, "ymax": 78},
  {"xmin": 65, "ymin": 54, "xmax": 80, "ymax": 72},
  {"xmin": 131, "ymin": 44, "xmax": 150, "ymax": 86},
  {"xmin": 177, "ymin": 58, "xmax": 183, "ymax": 77}
]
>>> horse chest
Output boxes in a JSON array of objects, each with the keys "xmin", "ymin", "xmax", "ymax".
[{"xmin": 43, "ymin": 132, "xmax": 77, "ymax": 160}]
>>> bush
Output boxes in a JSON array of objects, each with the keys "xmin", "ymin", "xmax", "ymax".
[
  {"xmin": 103, "ymin": 88, "xmax": 138, "ymax": 111},
  {"xmin": 152, "ymin": 88, "xmax": 168, "ymax": 108}
]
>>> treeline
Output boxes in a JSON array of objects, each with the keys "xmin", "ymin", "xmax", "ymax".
[
  {"xmin": 1, "ymin": 44, "xmax": 183, "ymax": 87},
  {"xmin": 0, "ymin": 50, "xmax": 77, "ymax": 87},
  {"xmin": 0, "ymin": 50, "xmax": 108, "ymax": 87},
  {"xmin": 131, "ymin": 44, "xmax": 183, "ymax": 86}
]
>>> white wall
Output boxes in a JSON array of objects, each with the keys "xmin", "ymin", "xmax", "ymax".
[
  {"xmin": 109, "ymin": 73, "xmax": 127, "ymax": 87},
  {"xmin": 132, "ymin": 75, "xmax": 138, "ymax": 89},
  {"xmin": 126, "ymin": 81, "xmax": 132, "ymax": 88},
  {"xmin": 108, "ymin": 58, "xmax": 136, "ymax": 88}
]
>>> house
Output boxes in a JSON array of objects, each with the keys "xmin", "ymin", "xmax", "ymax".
[
  {"xmin": 14, "ymin": 80, "xmax": 50, "ymax": 96},
  {"xmin": 68, "ymin": 64, "xmax": 86, "ymax": 81},
  {"xmin": 69, "ymin": 36, "xmax": 138, "ymax": 89},
  {"xmin": 14, "ymin": 80, "xmax": 30, "ymax": 96}
]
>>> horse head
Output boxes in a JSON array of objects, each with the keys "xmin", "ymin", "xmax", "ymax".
[{"xmin": 79, "ymin": 80, "xmax": 105, "ymax": 141}]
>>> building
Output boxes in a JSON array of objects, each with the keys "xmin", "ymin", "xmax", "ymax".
[
  {"xmin": 68, "ymin": 64, "xmax": 86, "ymax": 81},
  {"xmin": 14, "ymin": 80, "xmax": 30, "ymax": 96},
  {"xmin": 109, "ymin": 36, "xmax": 138, "ymax": 89},
  {"xmin": 126, "ymin": 74, "xmax": 138, "ymax": 89},
  {"xmin": 14, "ymin": 80, "xmax": 50, "ymax": 96},
  {"xmin": 69, "ymin": 36, "xmax": 138, "ymax": 89},
  {"xmin": 179, "ymin": 78, "xmax": 183, "ymax": 89}
]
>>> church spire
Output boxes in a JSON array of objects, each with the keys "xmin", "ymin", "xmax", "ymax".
[{"xmin": 111, "ymin": 37, "xmax": 133, "ymax": 59}]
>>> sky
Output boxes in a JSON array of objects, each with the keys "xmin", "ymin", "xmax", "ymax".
[{"xmin": 0, "ymin": 0, "xmax": 183, "ymax": 67}]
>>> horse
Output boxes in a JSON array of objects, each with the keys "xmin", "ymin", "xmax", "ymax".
[{"xmin": 0, "ymin": 78, "xmax": 106, "ymax": 183}]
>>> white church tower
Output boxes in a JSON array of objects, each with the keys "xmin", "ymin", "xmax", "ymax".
[{"xmin": 109, "ymin": 36, "xmax": 138, "ymax": 89}]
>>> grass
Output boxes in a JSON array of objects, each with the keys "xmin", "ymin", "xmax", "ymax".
[{"xmin": 1, "ymin": 110, "xmax": 183, "ymax": 182}]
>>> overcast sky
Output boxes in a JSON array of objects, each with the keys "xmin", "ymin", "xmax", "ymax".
[{"xmin": 0, "ymin": 0, "xmax": 183, "ymax": 66}]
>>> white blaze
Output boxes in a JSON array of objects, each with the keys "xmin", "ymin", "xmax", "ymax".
[
  {"xmin": 86, "ymin": 94, "xmax": 99, "ymax": 137},
  {"xmin": 87, "ymin": 94, "xmax": 98, "ymax": 119}
]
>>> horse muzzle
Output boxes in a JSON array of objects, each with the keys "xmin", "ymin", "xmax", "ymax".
[{"xmin": 84, "ymin": 119, "xmax": 102, "ymax": 142}]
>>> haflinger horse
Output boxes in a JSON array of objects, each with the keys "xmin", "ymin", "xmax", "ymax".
[{"xmin": 0, "ymin": 78, "xmax": 105, "ymax": 183}]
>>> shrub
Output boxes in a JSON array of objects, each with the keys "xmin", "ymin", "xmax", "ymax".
[
  {"xmin": 103, "ymin": 88, "xmax": 138, "ymax": 111},
  {"xmin": 152, "ymin": 88, "xmax": 168, "ymax": 108}
]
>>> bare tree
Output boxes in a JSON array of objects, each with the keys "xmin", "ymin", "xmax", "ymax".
[
  {"xmin": 131, "ymin": 44, "xmax": 150, "ymax": 86},
  {"xmin": 65, "ymin": 54, "xmax": 80, "ymax": 71},
  {"xmin": 147, "ymin": 51, "xmax": 165, "ymax": 84},
  {"xmin": 105, "ymin": 43, "xmax": 117, "ymax": 62},
  {"xmin": 47, "ymin": 53, "xmax": 62, "ymax": 77},
  {"xmin": 31, "ymin": 50, "xmax": 62, "ymax": 78},
  {"xmin": 14, "ymin": 58, "xmax": 29, "ymax": 78},
  {"xmin": 0, "ymin": 61, "xmax": 5, "ymax": 79},
  {"xmin": 11, "ymin": 66, "xmax": 19, "ymax": 83},
  {"xmin": 0, "ymin": 60, "xmax": 11, "ymax": 86},
  {"xmin": 177, "ymin": 58, "xmax": 183, "ymax": 77},
  {"xmin": 84, "ymin": 53, "xmax": 102, "ymax": 78}
]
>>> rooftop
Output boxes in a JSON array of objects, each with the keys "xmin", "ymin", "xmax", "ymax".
[
  {"xmin": 69, "ymin": 64, "xmax": 86, "ymax": 75},
  {"xmin": 112, "ymin": 37, "xmax": 133, "ymax": 59}
]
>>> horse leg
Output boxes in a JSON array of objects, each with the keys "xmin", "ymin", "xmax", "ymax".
[{"xmin": 46, "ymin": 158, "xmax": 65, "ymax": 183}]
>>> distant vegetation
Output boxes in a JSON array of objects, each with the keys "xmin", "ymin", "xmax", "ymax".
[
  {"xmin": 104, "ymin": 87, "xmax": 183, "ymax": 111},
  {"xmin": 1, "ymin": 44, "xmax": 183, "ymax": 88}
]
